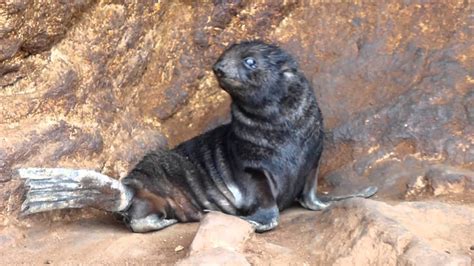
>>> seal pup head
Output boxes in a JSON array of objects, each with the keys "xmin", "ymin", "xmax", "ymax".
[{"xmin": 212, "ymin": 40, "xmax": 298, "ymax": 105}]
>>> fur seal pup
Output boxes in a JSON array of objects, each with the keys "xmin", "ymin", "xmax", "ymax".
[{"xmin": 19, "ymin": 41, "xmax": 377, "ymax": 232}]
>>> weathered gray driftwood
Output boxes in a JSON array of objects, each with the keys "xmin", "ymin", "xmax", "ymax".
[{"xmin": 19, "ymin": 168, "xmax": 133, "ymax": 215}]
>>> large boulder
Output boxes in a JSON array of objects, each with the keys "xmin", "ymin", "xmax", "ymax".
[
  {"xmin": 0, "ymin": 1, "xmax": 471, "ymax": 221},
  {"xmin": 177, "ymin": 199, "xmax": 473, "ymax": 265}
]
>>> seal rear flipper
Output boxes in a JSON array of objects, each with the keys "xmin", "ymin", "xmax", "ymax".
[
  {"xmin": 318, "ymin": 186, "xmax": 378, "ymax": 202},
  {"xmin": 19, "ymin": 168, "xmax": 134, "ymax": 215},
  {"xmin": 128, "ymin": 214, "xmax": 177, "ymax": 233}
]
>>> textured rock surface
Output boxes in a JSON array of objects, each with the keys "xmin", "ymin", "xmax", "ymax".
[
  {"xmin": 178, "ymin": 212, "xmax": 253, "ymax": 266},
  {"xmin": 0, "ymin": 1, "xmax": 473, "ymax": 264},
  {"xmin": 1, "ymin": 0, "xmax": 472, "ymax": 209},
  {"xmin": 187, "ymin": 212, "xmax": 253, "ymax": 255},
  {"xmin": 2, "ymin": 199, "xmax": 472, "ymax": 265},
  {"xmin": 306, "ymin": 199, "xmax": 473, "ymax": 265},
  {"xmin": 226, "ymin": 199, "xmax": 474, "ymax": 265},
  {"xmin": 177, "ymin": 199, "xmax": 474, "ymax": 265},
  {"xmin": 178, "ymin": 248, "xmax": 250, "ymax": 266}
]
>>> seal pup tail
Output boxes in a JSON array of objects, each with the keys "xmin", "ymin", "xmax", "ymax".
[{"xmin": 18, "ymin": 168, "xmax": 134, "ymax": 215}]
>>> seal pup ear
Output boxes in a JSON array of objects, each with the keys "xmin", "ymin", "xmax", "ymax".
[
  {"xmin": 280, "ymin": 60, "xmax": 298, "ymax": 73},
  {"xmin": 281, "ymin": 60, "xmax": 298, "ymax": 81}
]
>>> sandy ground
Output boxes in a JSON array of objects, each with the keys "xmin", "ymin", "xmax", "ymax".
[
  {"xmin": 1, "ymin": 198, "xmax": 473, "ymax": 265},
  {"xmin": 1, "ymin": 207, "xmax": 338, "ymax": 265}
]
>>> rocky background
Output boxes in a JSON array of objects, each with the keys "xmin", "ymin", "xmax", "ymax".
[{"xmin": 0, "ymin": 1, "xmax": 472, "ymax": 265}]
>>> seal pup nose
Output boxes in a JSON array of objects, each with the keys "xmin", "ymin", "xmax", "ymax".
[{"xmin": 213, "ymin": 61, "xmax": 226, "ymax": 78}]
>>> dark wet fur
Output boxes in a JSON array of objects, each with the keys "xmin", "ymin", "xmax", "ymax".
[{"xmin": 120, "ymin": 41, "xmax": 324, "ymax": 231}]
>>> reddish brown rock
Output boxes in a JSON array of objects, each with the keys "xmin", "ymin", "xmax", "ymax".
[
  {"xmin": 0, "ymin": 1, "xmax": 470, "ymax": 197},
  {"xmin": 177, "ymin": 248, "xmax": 250, "ymax": 266},
  {"xmin": 307, "ymin": 199, "xmax": 473, "ymax": 265},
  {"xmin": 242, "ymin": 199, "xmax": 473, "ymax": 265},
  {"xmin": 1, "ymin": 198, "xmax": 473, "ymax": 264},
  {"xmin": 180, "ymin": 199, "xmax": 474, "ymax": 265},
  {"xmin": 188, "ymin": 212, "xmax": 253, "ymax": 255},
  {"xmin": 404, "ymin": 165, "xmax": 474, "ymax": 203},
  {"xmin": 178, "ymin": 212, "xmax": 253, "ymax": 265},
  {"xmin": 0, "ymin": 5, "xmax": 472, "ymax": 263}
]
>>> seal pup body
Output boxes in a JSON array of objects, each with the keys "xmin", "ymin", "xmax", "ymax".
[
  {"xmin": 20, "ymin": 41, "xmax": 377, "ymax": 233},
  {"xmin": 120, "ymin": 41, "xmax": 338, "ymax": 232}
]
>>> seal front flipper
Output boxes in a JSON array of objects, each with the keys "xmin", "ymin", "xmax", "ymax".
[
  {"xmin": 299, "ymin": 163, "xmax": 331, "ymax": 211},
  {"xmin": 19, "ymin": 168, "xmax": 134, "ymax": 215},
  {"xmin": 240, "ymin": 168, "xmax": 279, "ymax": 233},
  {"xmin": 299, "ymin": 191, "xmax": 330, "ymax": 211},
  {"xmin": 242, "ymin": 206, "xmax": 279, "ymax": 233},
  {"xmin": 299, "ymin": 165, "xmax": 378, "ymax": 210}
]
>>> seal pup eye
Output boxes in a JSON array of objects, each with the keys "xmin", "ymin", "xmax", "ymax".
[{"xmin": 243, "ymin": 57, "xmax": 257, "ymax": 69}]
